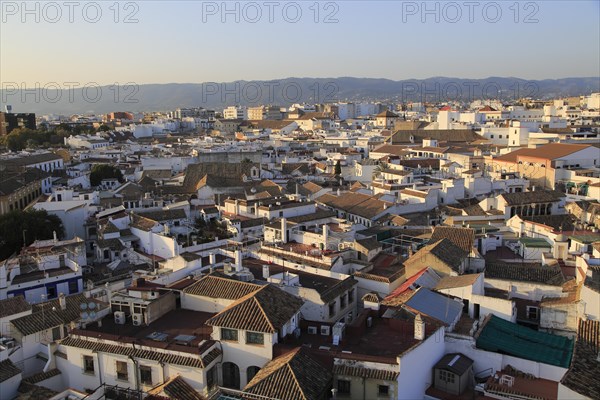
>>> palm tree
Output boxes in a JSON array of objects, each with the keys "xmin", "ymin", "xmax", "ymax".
[{"xmin": 373, "ymin": 161, "xmax": 389, "ymax": 180}]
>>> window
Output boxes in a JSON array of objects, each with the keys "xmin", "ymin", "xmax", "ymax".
[
  {"xmin": 247, "ymin": 366, "xmax": 261, "ymax": 382},
  {"xmin": 69, "ymin": 281, "xmax": 78, "ymax": 294},
  {"xmin": 47, "ymin": 286, "xmax": 57, "ymax": 299},
  {"xmin": 221, "ymin": 328, "xmax": 238, "ymax": 341},
  {"xmin": 338, "ymin": 380, "xmax": 351, "ymax": 395},
  {"xmin": 378, "ymin": 385, "xmax": 389, "ymax": 396},
  {"xmin": 246, "ymin": 331, "xmax": 264, "ymax": 345},
  {"xmin": 527, "ymin": 306, "xmax": 539, "ymax": 320},
  {"xmin": 52, "ymin": 326, "xmax": 61, "ymax": 341},
  {"xmin": 139, "ymin": 366, "xmax": 152, "ymax": 385},
  {"xmin": 116, "ymin": 361, "xmax": 128, "ymax": 381},
  {"xmin": 340, "ymin": 294, "xmax": 347, "ymax": 309},
  {"xmin": 207, "ymin": 366, "xmax": 218, "ymax": 389},
  {"xmin": 348, "ymin": 289, "xmax": 354, "ymax": 303},
  {"xmin": 439, "ymin": 370, "xmax": 455, "ymax": 383},
  {"xmin": 328, "ymin": 302, "xmax": 336, "ymax": 317},
  {"xmin": 83, "ymin": 355, "xmax": 94, "ymax": 374}
]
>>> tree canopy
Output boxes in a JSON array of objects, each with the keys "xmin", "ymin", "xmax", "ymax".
[
  {"xmin": 0, "ymin": 209, "xmax": 64, "ymax": 261},
  {"xmin": 90, "ymin": 164, "xmax": 124, "ymax": 186},
  {"xmin": 334, "ymin": 160, "xmax": 342, "ymax": 176}
]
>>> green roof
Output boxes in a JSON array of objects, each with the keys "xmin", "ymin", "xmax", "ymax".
[
  {"xmin": 476, "ymin": 315, "xmax": 573, "ymax": 368},
  {"xmin": 518, "ymin": 237, "xmax": 552, "ymax": 248},
  {"xmin": 568, "ymin": 234, "xmax": 600, "ymax": 244}
]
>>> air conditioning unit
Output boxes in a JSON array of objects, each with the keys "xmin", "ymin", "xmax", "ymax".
[
  {"xmin": 114, "ymin": 311, "xmax": 126, "ymax": 325},
  {"xmin": 132, "ymin": 313, "xmax": 143, "ymax": 326},
  {"xmin": 307, "ymin": 326, "xmax": 317, "ymax": 335},
  {"xmin": 0, "ymin": 337, "xmax": 15, "ymax": 349}
]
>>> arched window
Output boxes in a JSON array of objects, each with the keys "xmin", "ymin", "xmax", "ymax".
[
  {"xmin": 222, "ymin": 362, "xmax": 240, "ymax": 389},
  {"xmin": 247, "ymin": 366, "xmax": 261, "ymax": 383}
]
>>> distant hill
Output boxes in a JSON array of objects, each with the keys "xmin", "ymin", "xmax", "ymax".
[{"xmin": 1, "ymin": 76, "xmax": 598, "ymax": 115}]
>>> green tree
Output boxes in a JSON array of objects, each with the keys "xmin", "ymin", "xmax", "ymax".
[
  {"xmin": 0, "ymin": 209, "xmax": 64, "ymax": 261},
  {"xmin": 97, "ymin": 124, "xmax": 111, "ymax": 132},
  {"xmin": 334, "ymin": 160, "xmax": 342, "ymax": 176},
  {"xmin": 373, "ymin": 161, "xmax": 389, "ymax": 180},
  {"xmin": 90, "ymin": 164, "xmax": 124, "ymax": 186}
]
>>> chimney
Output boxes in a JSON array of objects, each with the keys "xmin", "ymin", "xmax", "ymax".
[
  {"xmin": 53, "ymin": 231, "xmax": 58, "ymax": 242},
  {"xmin": 209, "ymin": 252, "xmax": 216, "ymax": 265},
  {"xmin": 58, "ymin": 293, "xmax": 67, "ymax": 310},
  {"xmin": 414, "ymin": 313, "xmax": 425, "ymax": 340},
  {"xmin": 531, "ymin": 186, "xmax": 535, "ymax": 192},
  {"xmin": 262, "ymin": 264, "xmax": 270, "ymax": 279},
  {"xmin": 281, "ymin": 218, "xmax": 288, "ymax": 243},
  {"xmin": 234, "ymin": 249, "xmax": 242, "ymax": 272},
  {"xmin": 235, "ymin": 199, "xmax": 240, "ymax": 215},
  {"xmin": 105, "ymin": 282, "xmax": 112, "ymax": 303},
  {"xmin": 520, "ymin": 221, "xmax": 525, "ymax": 238},
  {"xmin": 322, "ymin": 224, "xmax": 329, "ymax": 245},
  {"xmin": 337, "ymin": 188, "xmax": 341, "ymax": 196}
]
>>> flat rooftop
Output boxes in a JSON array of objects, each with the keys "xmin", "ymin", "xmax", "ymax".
[
  {"xmin": 276, "ymin": 311, "xmax": 441, "ymax": 364},
  {"xmin": 72, "ymin": 309, "xmax": 215, "ymax": 355}
]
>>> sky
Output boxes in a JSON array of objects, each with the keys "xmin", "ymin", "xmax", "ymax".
[{"xmin": 1, "ymin": 0, "xmax": 599, "ymax": 86}]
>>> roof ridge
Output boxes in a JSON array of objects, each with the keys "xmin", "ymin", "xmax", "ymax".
[
  {"xmin": 286, "ymin": 361, "xmax": 308, "ymax": 400},
  {"xmin": 254, "ymin": 286, "xmax": 276, "ymax": 332}
]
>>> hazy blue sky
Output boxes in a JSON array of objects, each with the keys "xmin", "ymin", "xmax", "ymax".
[{"xmin": 1, "ymin": 1, "xmax": 599, "ymax": 86}]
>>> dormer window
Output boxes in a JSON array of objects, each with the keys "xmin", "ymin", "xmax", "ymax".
[{"xmin": 221, "ymin": 328, "xmax": 238, "ymax": 341}]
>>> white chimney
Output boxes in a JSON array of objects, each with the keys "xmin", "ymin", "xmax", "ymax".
[
  {"xmin": 53, "ymin": 231, "xmax": 58, "ymax": 242},
  {"xmin": 209, "ymin": 252, "xmax": 216, "ymax": 265},
  {"xmin": 262, "ymin": 264, "xmax": 270, "ymax": 279},
  {"xmin": 322, "ymin": 224, "xmax": 329, "ymax": 245},
  {"xmin": 281, "ymin": 218, "xmax": 288, "ymax": 243},
  {"xmin": 234, "ymin": 249, "xmax": 242, "ymax": 272},
  {"xmin": 58, "ymin": 293, "xmax": 67, "ymax": 311},
  {"xmin": 414, "ymin": 314, "xmax": 425, "ymax": 340}
]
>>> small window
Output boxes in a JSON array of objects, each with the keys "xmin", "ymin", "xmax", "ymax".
[
  {"xmin": 527, "ymin": 306, "xmax": 539, "ymax": 320},
  {"xmin": 47, "ymin": 286, "xmax": 57, "ymax": 299},
  {"xmin": 348, "ymin": 289, "xmax": 354, "ymax": 303},
  {"xmin": 328, "ymin": 302, "xmax": 336, "ymax": 317},
  {"xmin": 246, "ymin": 331, "xmax": 264, "ymax": 345},
  {"xmin": 378, "ymin": 385, "xmax": 389, "ymax": 396},
  {"xmin": 340, "ymin": 294, "xmax": 347, "ymax": 309},
  {"xmin": 116, "ymin": 361, "xmax": 128, "ymax": 381},
  {"xmin": 83, "ymin": 355, "xmax": 94, "ymax": 374},
  {"xmin": 69, "ymin": 280, "xmax": 79, "ymax": 294},
  {"xmin": 221, "ymin": 328, "xmax": 238, "ymax": 341},
  {"xmin": 439, "ymin": 370, "xmax": 455, "ymax": 383},
  {"xmin": 338, "ymin": 380, "xmax": 351, "ymax": 394},
  {"xmin": 139, "ymin": 366, "xmax": 152, "ymax": 385}
]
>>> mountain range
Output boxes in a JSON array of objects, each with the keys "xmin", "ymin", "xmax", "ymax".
[{"xmin": 1, "ymin": 76, "xmax": 598, "ymax": 115}]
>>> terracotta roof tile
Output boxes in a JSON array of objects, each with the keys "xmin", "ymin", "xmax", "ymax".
[
  {"xmin": 183, "ymin": 273, "xmax": 261, "ymax": 299},
  {"xmin": 333, "ymin": 364, "xmax": 398, "ymax": 381},
  {"xmin": 0, "ymin": 359, "xmax": 21, "ymax": 382},
  {"xmin": 206, "ymin": 284, "xmax": 303, "ymax": 333},
  {"xmin": 431, "ymin": 226, "xmax": 475, "ymax": 253},
  {"xmin": 244, "ymin": 348, "xmax": 332, "ymax": 400},
  {"xmin": 0, "ymin": 295, "xmax": 31, "ymax": 318}
]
